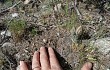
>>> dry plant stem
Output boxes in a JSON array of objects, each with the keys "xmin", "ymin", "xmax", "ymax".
[
  {"xmin": 0, "ymin": 1, "xmax": 22, "ymax": 14},
  {"xmin": 73, "ymin": 0, "xmax": 82, "ymax": 20},
  {"xmin": 38, "ymin": 0, "xmax": 42, "ymax": 3}
]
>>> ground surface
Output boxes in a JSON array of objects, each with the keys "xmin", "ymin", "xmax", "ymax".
[{"xmin": 0, "ymin": 0, "xmax": 110, "ymax": 70}]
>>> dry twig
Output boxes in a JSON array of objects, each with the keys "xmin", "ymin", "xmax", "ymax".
[
  {"xmin": 0, "ymin": 1, "xmax": 22, "ymax": 15},
  {"xmin": 73, "ymin": 0, "xmax": 83, "ymax": 20}
]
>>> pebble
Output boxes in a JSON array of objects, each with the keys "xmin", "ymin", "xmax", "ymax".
[
  {"xmin": 54, "ymin": 3, "xmax": 62, "ymax": 12},
  {"xmin": 90, "ymin": 37, "xmax": 110, "ymax": 55},
  {"xmin": 24, "ymin": 0, "xmax": 31, "ymax": 4},
  {"xmin": 57, "ymin": 33, "xmax": 60, "ymax": 36},
  {"xmin": 43, "ymin": 39, "xmax": 46, "ymax": 43},
  {"xmin": 1, "ymin": 30, "xmax": 11, "ymax": 37},
  {"xmin": 90, "ymin": 38, "xmax": 110, "ymax": 68},
  {"xmin": 12, "ymin": 13, "xmax": 18, "ymax": 18},
  {"xmin": 15, "ymin": 53, "xmax": 21, "ymax": 61}
]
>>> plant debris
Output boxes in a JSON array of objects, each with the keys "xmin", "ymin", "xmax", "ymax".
[{"xmin": 0, "ymin": 0, "xmax": 110, "ymax": 70}]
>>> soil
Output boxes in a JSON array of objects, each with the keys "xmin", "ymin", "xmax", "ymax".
[{"xmin": 0, "ymin": 0, "xmax": 110, "ymax": 70}]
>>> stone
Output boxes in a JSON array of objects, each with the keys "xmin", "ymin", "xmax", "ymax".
[
  {"xmin": 1, "ymin": 30, "xmax": 11, "ymax": 38},
  {"xmin": 54, "ymin": 3, "xmax": 62, "ymax": 12},
  {"xmin": 43, "ymin": 39, "xmax": 47, "ymax": 43},
  {"xmin": 24, "ymin": 0, "xmax": 31, "ymax": 4},
  {"xmin": 90, "ymin": 38, "xmax": 110, "ymax": 68},
  {"xmin": 90, "ymin": 37, "xmax": 110, "ymax": 55},
  {"xmin": 12, "ymin": 13, "xmax": 18, "ymax": 18}
]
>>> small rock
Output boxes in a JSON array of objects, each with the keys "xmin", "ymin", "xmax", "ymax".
[
  {"xmin": 90, "ymin": 38, "xmax": 110, "ymax": 68},
  {"xmin": 90, "ymin": 37, "xmax": 110, "ymax": 55},
  {"xmin": 42, "ymin": 5, "xmax": 47, "ymax": 9},
  {"xmin": 1, "ymin": 30, "xmax": 11, "ymax": 37},
  {"xmin": 15, "ymin": 53, "xmax": 21, "ymax": 61},
  {"xmin": 12, "ymin": 13, "xmax": 18, "ymax": 18},
  {"xmin": 57, "ymin": 33, "xmax": 60, "ymax": 36},
  {"xmin": 54, "ymin": 3, "xmax": 62, "ymax": 12},
  {"xmin": 24, "ymin": 0, "xmax": 31, "ymax": 4},
  {"xmin": 43, "ymin": 39, "xmax": 46, "ymax": 43},
  {"xmin": 24, "ymin": 49, "xmax": 29, "ymax": 53}
]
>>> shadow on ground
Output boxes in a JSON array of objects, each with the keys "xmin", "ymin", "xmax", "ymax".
[{"xmin": 54, "ymin": 49, "xmax": 73, "ymax": 70}]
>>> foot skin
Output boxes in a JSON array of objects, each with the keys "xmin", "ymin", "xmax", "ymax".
[
  {"xmin": 20, "ymin": 47, "xmax": 92, "ymax": 70},
  {"xmin": 81, "ymin": 62, "xmax": 93, "ymax": 70}
]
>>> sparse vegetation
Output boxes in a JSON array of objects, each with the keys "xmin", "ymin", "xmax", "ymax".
[
  {"xmin": 0, "ymin": 0, "xmax": 110, "ymax": 70},
  {"xmin": 62, "ymin": 11, "xmax": 77, "ymax": 30},
  {"xmin": 30, "ymin": 27, "xmax": 37, "ymax": 36},
  {"xmin": 8, "ymin": 19, "xmax": 26, "ymax": 42}
]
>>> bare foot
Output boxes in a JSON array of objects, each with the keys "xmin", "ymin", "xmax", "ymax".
[
  {"xmin": 20, "ymin": 47, "xmax": 92, "ymax": 70},
  {"xmin": 81, "ymin": 62, "xmax": 93, "ymax": 70}
]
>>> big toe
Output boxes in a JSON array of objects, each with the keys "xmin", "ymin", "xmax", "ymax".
[{"xmin": 81, "ymin": 62, "xmax": 93, "ymax": 70}]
